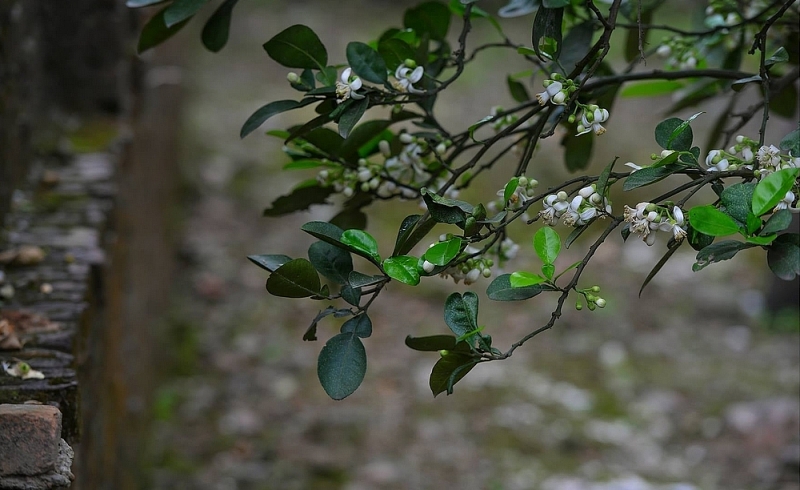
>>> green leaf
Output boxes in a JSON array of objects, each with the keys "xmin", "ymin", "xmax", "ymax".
[
  {"xmin": 731, "ymin": 75, "xmax": 762, "ymax": 92},
  {"xmin": 127, "ymin": 0, "xmax": 167, "ymax": 7},
  {"xmin": 622, "ymin": 165, "xmax": 682, "ymax": 191},
  {"xmin": 503, "ymin": 178, "xmax": 519, "ymax": 205},
  {"xmin": 338, "ymin": 120, "xmax": 392, "ymax": 161},
  {"xmin": 533, "ymin": 227, "xmax": 561, "ymax": 265},
  {"xmin": 263, "ymin": 184, "xmax": 334, "ymax": 216},
  {"xmin": 241, "ymin": 99, "xmax": 316, "ymax": 138},
  {"xmin": 263, "ymin": 24, "xmax": 328, "ymax": 70},
  {"xmin": 346, "ymin": 42, "xmax": 388, "ymax": 84},
  {"xmin": 430, "ymin": 352, "xmax": 477, "ymax": 396},
  {"xmin": 382, "ymin": 256, "xmax": 420, "ymax": 286},
  {"xmin": 654, "ymin": 117, "xmax": 693, "ymax": 151},
  {"xmin": 745, "ymin": 212, "xmax": 762, "ymax": 235},
  {"xmin": 532, "ymin": 6, "xmax": 563, "ymax": 61},
  {"xmin": 510, "ymin": 271, "xmax": 546, "ymax": 287},
  {"xmin": 137, "ymin": 7, "xmax": 191, "ymax": 54},
  {"xmin": 317, "ymin": 332, "xmax": 367, "ymax": 400},
  {"xmin": 394, "ymin": 215, "xmax": 436, "ymax": 257},
  {"xmin": 378, "ymin": 38, "xmax": 415, "ymax": 71},
  {"xmin": 769, "ymin": 81, "xmax": 798, "ymax": 119},
  {"xmin": 201, "ymin": 0, "xmax": 239, "ymax": 52},
  {"xmin": 164, "ymin": 0, "xmax": 208, "ymax": 27},
  {"xmin": 565, "ymin": 224, "xmax": 589, "ymax": 249},
  {"xmin": 340, "ymin": 314, "xmax": 372, "ymax": 338},
  {"xmin": 340, "ymin": 285, "xmax": 361, "ymax": 306},
  {"xmin": 247, "ymin": 254, "xmax": 291, "ymax": 272},
  {"xmin": 595, "ymin": 158, "xmax": 616, "ymax": 199},
  {"xmin": 302, "ymin": 127, "xmax": 344, "ymax": 154},
  {"xmin": 405, "ymin": 334, "xmax": 457, "ymax": 351},
  {"xmin": 338, "ymin": 97, "xmax": 369, "ymax": 139},
  {"xmin": 404, "ymin": 1, "xmax": 451, "ymax": 41},
  {"xmin": 761, "ymin": 209, "xmax": 793, "ymax": 235},
  {"xmin": 424, "ymin": 237, "xmax": 463, "ymax": 266},
  {"xmin": 507, "ymin": 77, "xmax": 530, "ymax": 103},
  {"xmin": 693, "ymin": 240, "xmax": 754, "ymax": 272},
  {"xmin": 486, "ymin": 274, "xmax": 555, "ymax": 301},
  {"xmin": 752, "ymin": 168, "xmax": 800, "ymax": 217},
  {"xmin": 266, "ymin": 258, "xmax": 321, "ymax": 298},
  {"xmin": 688, "ymin": 205, "xmax": 742, "ymax": 237},
  {"xmin": 720, "ymin": 182, "xmax": 756, "ymax": 224},
  {"xmin": 444, "ymin": 292, "xmax": 479, "ymax": 338},
  {"xmin": 347, "ymin": 271, "xmax": 385, "ymax": 288},
  {"xmin": 329, "ymin": 207, "xmax": 368, "ymax": 231},
  {"xmin": 304, "ymin": 306, "xmax": 338, "ymax": 341},
  {"xmin": 765, "ymin": 46, "xmax": 789, "ymax": 67},
  {"xmin": 562, "ymin": 129, "xmax": 593, "ymax": 172},
  {"xmin": 687, "ymin": 224, "xmax": 715, "ymax": 251},
  {"xmin": 767, "ymin": 233, "xmax": 800, "ymax": 280},
  {"xmin": 341, "ymin": 229, "xmax": 380, "ymax": 261},
  {"xmin": 621, "ymin": 81, "xmax": 684, "ymax": 98},
  {"xmin": 421, "ymin": 189, "xmax": 473, "ymax": 226},
  {"xmin": 541, "ymin": 263, "xmax": 555, "ymax": 280},
  {"xmin": 308, "ymin": 241, "xmax": 353, "ymax": 284},
  {"xmin": 315, "ymin": 66, "xmax": 338, "ymax": 86},
  {"xmin": 746, "ymin": 234, "xmax": 777, "ymax": 245},
  {"xmin": 779, "ymin": 129, "xmax": 800, "ymax": 156}
]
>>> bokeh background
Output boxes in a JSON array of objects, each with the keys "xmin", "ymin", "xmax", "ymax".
[{"xmin": 141, "ymin": 1, "xmax": 800, "ymax": 489}]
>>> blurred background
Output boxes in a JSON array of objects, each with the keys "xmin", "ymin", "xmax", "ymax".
[{"xmin": 125, "ymin": 0, "xmax": 799, "ymax": 489}]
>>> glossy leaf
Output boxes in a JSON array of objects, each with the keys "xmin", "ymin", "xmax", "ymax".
[
  {"xmin": 565, "ymin": 224, "xmax": 589, "ymax": 249},
  {"xmin": 503, "ymin": 178, "xmax": 519, "ymax": 204},
  {"xmin": 767, "ymin": 233, "xmax": 800, "ymax": 280},
  {"xmin": 765, "ymin": 46, "xmax": 789, "ymax": 66},
  {"xmin": 338, "ymin": 120, "xmax": 392, "ymax": 161},
  {"xmin": 654, "ymin": 117, "xmax": 693, "ymax": 151},
  {"xmin": 720, "ymin": 183, "xmax": 755, "ymax": 224},
  {"xmin": 761, "ymin": 209, "xmax": 793, "ymax": 235},
  {"xmin": 338, "ymin": 97, "xmax": 369, "ymax": 139},
  {"xmin": 263, "ymin": 24, "xmax": 328, "ymax": 70},
  {"xmin": 341, "ymin": 229, "xmax": 380, "ymax": 260},
  {"xmin": 329, "ymin": 207, "xmax": 368, "ymax": 231},
  {"xmin": 752, "ymin": 168, "xmax": 800, "ymax": 217},
  {"xmin": 486, "ymin": 274, "xmax": 554, "ymax": 301},
  {"xmin": 731, "ymin": 75, "xmax": 761, "ymax": 92},
  {"xmin": 164, "ymin": 0, "xmax": 208, "ymax": 27},
  {"xmin": 378, "ymin": 38, "xmax": 415, "ymax": 71},
  {"xmin": 404, "ymin": 1, "xmax": 451, "ymax": 41},
  {"xmin": 421, "ymin": 189, "xmax": 473, "ymax": 226},
  {"xmin": 595, "ymin": 158, "xmax": 616, "ymax": 199},
  {"xmin": 507, "ymin": 77, "xmax": 530, "ymax": 103},
  {"xmin": 424, "ymin": 237, "xmax": 463, "ymax": 266},
  {"xmin": 394, "ymin": 215, "xmax": 436, "ymax": 256},
  {"xmin": 688, "ymin": 205, "xmax": 742, "ymax": 237},
  {"xmin": 510, "ymin": 271, "xmax": 546, "ymax": 287},
  {"xmin": 346, "ymin": 42, "xmax": 388, "ymax": 84},
  {"xmin": 308, "ymin": 241, "xmax": 353, "ymax": 284},
  {"xmin": 542, "ymin": 0, "xmax": 568, "ymax": 6},
  {"xmin": 317, "ymin": 332, "xmax": 367, "ymax": 400},
  {"xmin": 622, "ymin": 165, "xmax": 681, "ymax": 191},
  {"xmin": 347, "ymin": 271, "xmax": 385, "ymax": 288},
  {"xmin": 138, "ymin": 7, "xmax": 191, "ymax": 54},
  {"xmin": 532, "ymin": 6, "xmax": 563, "ymax": 61},
  {"xmin": 248, "ymin": 254, "xmax": 291, "ymax": 272},
  {"xmin": 340, "ymin": 314, "xmax": 372, "ymax": 338},
  {"xmin": 444, "ymin": 292, "xmax": 479, "ymax": 338},
  {"xmin": 382, "ymin": 256, "xmax": 421, "ymax": 286},
  {"xmin": 405, "ymin": 334, "xmax": 457, "ymax": 351},
  {"xmin": 533, "ymin": 226, "xmax": 561, "ymax": 265},
  {"xmin": 201, "ymin": 0, "xmax": 239, "ymax": 52},
  {"xmin": 779, "ymin": 129, "xmax": 799, "ymax": 156},
  {"xmin": 241, "ymin": 99, "xmax": 316, "ymax": 138},
  {"xmin": 266, "ymin": 258, "xmax": 321, "ymax": 298},
  {"xmin": 263, "ymin": 184, "xmax": 334, "ymax": 216},
  {"xmin": 430, "ymin": 352, "xmax": 477, "ymax": 397},
  {"xmin": 693, "ymin": 240, "xmax": 754, "ymax": 272}
]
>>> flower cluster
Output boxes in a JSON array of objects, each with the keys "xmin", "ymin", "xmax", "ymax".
[
  {"xmin": 335, "ymin": 67, "xmax": 366, "ymax": 103},
  {"xmin": 623, "ymin": 203, "xmax": 687, "ymax": 246},
  {"xmin": 575, "ymin": 105, "xmax": 610, "ymax": 136},
  {"xmin": 576, "ymin": 285, "xmax": 606, "ymax": 311},
  {"xmin": 535, "ymin": 74, "xmax": 574, "ymax": 106},
  {"xmin": 539, "ymin": 185, "xmax": 612, "ymax": 227},
  {"xmin": 423, "ymin": 238, "xmax": 494, "ymax": 285},
  {"xmin": 391, "ymin": 60, "xmax": 424, "ymax": 94}
]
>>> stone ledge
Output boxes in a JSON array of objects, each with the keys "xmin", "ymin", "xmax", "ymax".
[
  {"xmin": 0, "ymin": 438, "xmax": 74, "ymax": 490},
  {"xmin": 0, "ymin": 404, "xmax": 61, "ymax": 476}
]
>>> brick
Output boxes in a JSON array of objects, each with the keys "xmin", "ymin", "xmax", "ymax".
[{"xmin": 0, "ymin": 404, "xmax": 62, "ymax": 476}]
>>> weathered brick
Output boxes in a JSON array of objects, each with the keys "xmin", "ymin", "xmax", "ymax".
[{"xmin": 0, "ymin": 404, "xmax": 62, "ymax": 476}]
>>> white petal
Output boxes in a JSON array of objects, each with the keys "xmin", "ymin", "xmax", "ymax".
[
  {"xmin": 545, "ymin": 81, "xmax": 562, "ymax": 96},
  {"xmin": 341, "ymin": 67, "xmax": 352, "ymax": 83},
  {"xmin": 409, "ymin": 66, "xmax": 424, "ymax": 83},
  {"xmin": 570, "ymin": 195, "xmax": 584, "ymax": 211},
  {"xmin": 673, "ymin": 206, "xmax": 684, "ymax": 225}
]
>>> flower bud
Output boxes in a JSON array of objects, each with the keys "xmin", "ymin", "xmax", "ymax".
[
  {"xmin": 576, "ymin": 302, "xmax": 583, "ymax": 310},
  {"xmin": 482, "ymin": 268, "xmax": 492, "ymax": 278},
  {"xmin": 439, "ymin": 350, "xmax": 449, "ymax": 357},
  {"xmin": 595, "ymin": 298, "xmax": 606, "ymax": 308},
  {"xmin": 518, "ymin": 176, "xmax": 528, "ymax": 187},
  {"xmin": 422, "ymin": 260, "xmax": 436, "ymax": 273},
  {"xmin": 568, "ymin": 115, "xmax": 576, "ymax": 124},
  {"xmin": 557, "ymin": 191, "xmax": 568, "ymax": 201},
  {"xmin": 590, "ymin": 285, "xmax": 601, "ymax": 293},
  {"xmin": 435, "ymin": 143, "xmax": 447, "ymax": 155},
  {"xmin": 399, "ymin": 133, "xmax": 414, "ymax": 144},
  {"xmin": 403, "ymin": 59, "xmax": 417, "ymax": 68},
  {"xmin": 287, "ymin": 72, "xmax": 301, "ymax": 83},
  {"xmin": 360, "ymin": 182, "xmax": 370, "ymax": 192}
]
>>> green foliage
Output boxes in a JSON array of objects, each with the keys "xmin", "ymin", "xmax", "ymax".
[
  {"xmin": 317, "ymin": 332, "xmax": 367, "ymax": 400},
  {"xmin": 752, "ymin": 168, "xmax": 800, "ymax": 217},
  {"xmin": 263, "ymin": 24, "xmax": 328, "ymax": 70}
]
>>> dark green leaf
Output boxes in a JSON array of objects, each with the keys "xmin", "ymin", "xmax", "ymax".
[
  {"xmin": 302, "ymin": 127, "xmax": 344, "ymax": 154},
  {"xmin": 752, "ymin": 168, "xmax": 800, "ymax": 217},
  {"xmin": 767, "ymin": 233, "xmax": 800, "ymax": 280},
  {"xmin": 308, "ymin": 241, "xmax": 353, "ymax": 284},
  {"xmin": 248, "ymin": 254, "xmax": 291, "ymax": 272},
  {"xmin": 317, "ymin": 332, "xmax": 367, "ymax": 400},
  {"xmin": 263, "ymin": 24, "xmax": 328, "ymax": 70},
  {"xmin": 565, "ymin": 224, "xmax": 589, "ymax": 249},
  {"xmin": 622, "ymin": 164, "xmax": 682, "ymax": 191},
  {"xmin": 761, "ymin": 209, "xmax": 793, "ymax": 235},
  {"xmin": 340, "ymin": 314, "xmax": 372, "ymax": 338},
  {"xmin": 405, "ymin": 334, "xmax": 457, "ymax": 351},
  {"xmin": 766, "ymin": 46, "xmax": 789, "ymax": 67},
  {"xmin": 769, "ymin": 81, "xmax": 798, "ymax": 119},
  {"xmin": 201, "ymin": 0, "xmax": 239, "ymax": 52},
  {"xmin": 421, "ymin": 189, "xmax": 473, "ymax": 226},
  {"xmin": 338, "ymin": 120, "xmax": 392, "ymax": 161},
  {"xmin": 164, "ymin": 0, "xmax": 207, "ymax": 27},
  {"xmin": 241, "ymin": 99, "xmax": 316, "ymax": 138},
  {"xmin": 430, "ymin": 352, "xmax": 477, "ymax": 396},
  {"xmin": 304, "ymin": 306, "xmax": 338, "ymax": 341},
  {"xmin": 394, "ymin": 215, "xmax": 437, "ymax": 256},
  {"xmin": 562, "ymin": 129, "xmax": 593, "ymax": 172},
  {"xmin": 382, "ymin": 255, "xmax": 420, "ymax": 285},
  {"xmin": 341, "ymin": 229, "xmax": 380, "ymax": 260},
  {"xmin": 127, "ymin": 0, "xmax": 166, "ymax": 7},
  {"xmin": 720, "ymin": 182, "xmax": 756, "ymax": 224},
  {"xmin": 779, "ymin": 129, "xmax": 800, "ymax": 156},
  {"xmin": 731, "ymin": 75, "xmax": 762, "ymax": 92},
  {"xmin": 693, "ymin": 240, "xmax": 754, "ymax": 271},
  {"xmin": 639, "ymin": 239, "xmax": 682, "ymax": 296},
  {"xmin": 507, "ymin": 77, "xmax": 530, "ymax": 103},
  {"xmin": 688, "ymin": 205, "xmax": 742, "ymax": 237},
  {"xmin": 686, "ymin": 224, "xmax": 714, "ymax": 251},
  {"xmin": 404, "ymin": 1, "xmax": 451, "ymax": 41},
  {"xmin": 315, "ymin": 66, "xmax": 338, "ymax": 86},
  {"xmin": 137, "ymin": 7, "xmax": 191, "ymax": 54},
  {"xmin": 378, "ymin": 38, "xmax": 415, "ymax": 72},
  {"xmin": 347, "ymin": 271, "xmax": 385, "ymax": 288},
  {"xmin": 266, "ymin": 258, "xmax": 321, "ymax": 298},
  {"xmin": 486, "ymin": 274, "xmax": 555, "ymax": 301},
  {"xmin": 444, "ymin": 292, "xmax": 479, "ymax": 338},
  {"xmin": 340, "ymin": 285, "xmax": 362, "ymax": 306},
  {"xmin": 621, "ymin": 223, "xmax": 631, "ymax": 242},
  {"xmin": 532, "ymin": 6, "xmax": 563, "ymax": 61},
  {"xmin": 346, "ymin": 42, "xmax": 388, "ymax": 84},
  {"xmin": 533, "ymin": 226, "xmax": 561, "ymax": 265},
  {"xmin": 424, "ymin": 237, "xmax": 463, "ymax": 266},
  {"xmin": 329, "ymin": 207, "xmax": 368, "ymax": 231},
  {"xmin": 338, "ymin": 97, "xmax": 369, "ymax": 139},
  {"xmin": 655, "ymin": 117, "xmax": 693, "ymax": 151},
  {"xmin": 551, "ymin": 21, "xmax": 593, "ymax": 74},
  {"xmin": 595, "ymin": 158, "xmax": 616, "ymax": 199},
  {"xmin": 263, "ymin": 184, "xmax": 334, "ymax": 216}
]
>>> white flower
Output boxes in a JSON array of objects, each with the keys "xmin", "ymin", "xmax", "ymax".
[
  {"xmin": 577, "ymin": 108, "xmax": 609, "ymax": 136},
  {"xmin": 464, "ymin": 268, "xmax": 481, "ymax": 285},
  {"xmin": 757, "ymin": 145, "xmax": 781, "ymax": 168},
  {"xmin": 536, "ymin": 81, "xmax": 563, "ymax": 106},
  {"xmin": 705, "ymin": 149, "xmax": 731, "ymax": 172},
  {"xmin": 775, "ymin": 191, "xmax": 797, "ymax": 211},
  {"xmin": 335, "ymin": 67, "xmax": 365, "ymax": 102},
  {"xmin": 561, "ymin": 196, "xmax": 584, "ymax": 227},
  {"xmin": 741, "ymin": 146, "xmax": 754, "ymax": 162},
  {"xmin": 656, "ymin": 44, "xmax": 672, "ymax": 57},
  {"xmin": 625, "ymin": 162, "xmax": 643, "ymax": 172},
  {"xmin": 393, "ymin": 64, "xmax": 424, "ymax": 94}
]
